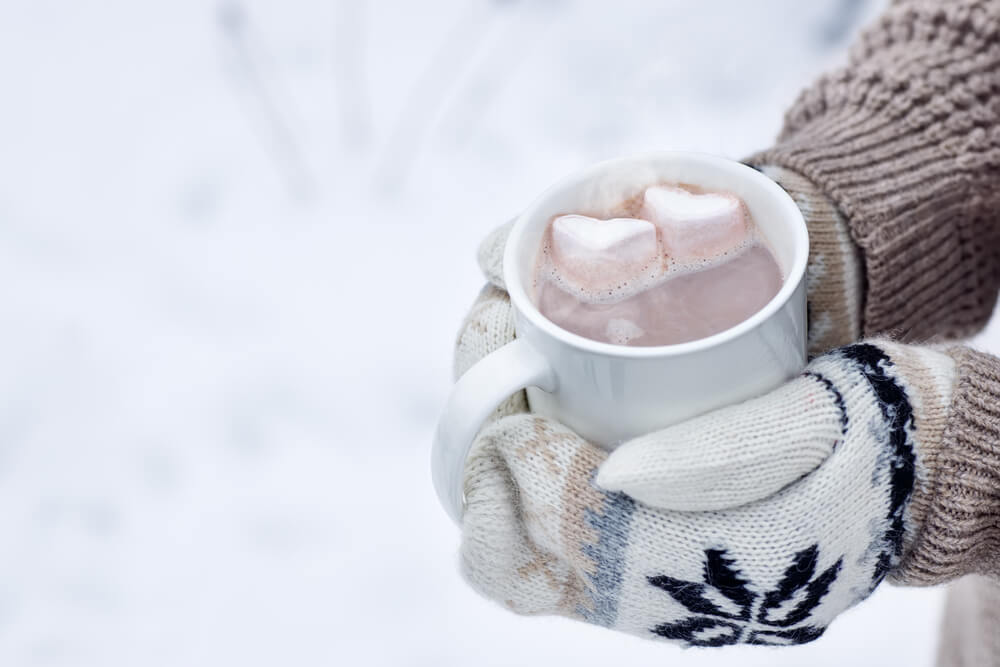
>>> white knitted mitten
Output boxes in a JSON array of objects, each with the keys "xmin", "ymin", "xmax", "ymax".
[
  {"xmin": 461, "ymin": 341, "xmax": 956, "ymax": 646},
  {"xmin": 452, "ymin": 172, "xmax": 918, "ymax": 647}
]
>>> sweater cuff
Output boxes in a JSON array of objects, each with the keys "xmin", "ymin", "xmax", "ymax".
[
  {"xmin": 747, "ymin": 0, "xmax": 1000, "ymax": 342},
  {"xmin": 894, "ymin": 346, "xmax": 1000, "ymax": 584},
  {"xmin": 749, "ymin": 103, "xmax": 1000, "ymax": 343}
]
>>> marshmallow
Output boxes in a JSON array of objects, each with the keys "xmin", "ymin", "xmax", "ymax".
[
  {"xmin": 605, "ymin": 318, "xmax": 645, "ymax": 345},
  {"xmin": 640, "ymin": 185, "xmax": 750, "ymax": 263},
  {"xmin": 549, "ymin": 214, "xmax": 659, "ymax": 292}
]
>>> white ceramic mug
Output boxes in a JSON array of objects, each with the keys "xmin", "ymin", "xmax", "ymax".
[{"xmin": 432, "ymin": 152, "xmax": 809, "ymax": 524}]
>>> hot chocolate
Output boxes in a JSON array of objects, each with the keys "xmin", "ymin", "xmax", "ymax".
[{"xmin": 532, "ymin": 183, "xmax": 782, "ymax": 346}]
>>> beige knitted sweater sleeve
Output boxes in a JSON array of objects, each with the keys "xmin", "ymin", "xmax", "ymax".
[
  {"xmin": 752, "ymin": 0, "xmax": 1000, "ymax": 343},
  {"xmin": 750, "ymin": 0, "xmax": 1000, "ymax": 589}
]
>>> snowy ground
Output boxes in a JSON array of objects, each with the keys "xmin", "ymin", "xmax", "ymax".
[{"xmin": 2, "ymin": 0, "xmax": 994, "ymax": 665}]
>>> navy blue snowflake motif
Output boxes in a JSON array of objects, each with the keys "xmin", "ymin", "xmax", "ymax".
[{"xmin": 648, "ymin": 545, "xmax": 842, "ymax": 646}]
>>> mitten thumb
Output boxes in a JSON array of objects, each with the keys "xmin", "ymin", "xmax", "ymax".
[
  {"xmin": 477, "ymin": 219, "xmax": 514, "ymax": 289},
  {"xmin": 596, "ymin": 373, "xmax": 846, "ymax": 511}
]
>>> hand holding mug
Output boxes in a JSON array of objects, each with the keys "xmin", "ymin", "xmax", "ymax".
[
  {"xmin": 445, "ymin": 160, "xmax": 958, "ymax": 647},
  {"xmin": 433, "ymin": 153, "xmax": 810, "ymax": 524}
]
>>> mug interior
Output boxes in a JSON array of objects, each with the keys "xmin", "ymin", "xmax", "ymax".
[{"xmin": 504, "ymin": 152, "xmax": 808, "ymax": 357}]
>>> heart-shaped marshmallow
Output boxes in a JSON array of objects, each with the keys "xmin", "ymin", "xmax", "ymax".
[
  {"xmin": 640, "ymin": 185, "xmax": 750, "ymax": 262},
  {"xmin": 549, "ymin": 214, "xmax": 659, "ymax": 292}
]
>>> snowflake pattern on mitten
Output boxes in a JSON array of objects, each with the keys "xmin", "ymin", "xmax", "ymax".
[{"xmin": 461, "ymin": 342, "xmax": 954, "ymax": 647}]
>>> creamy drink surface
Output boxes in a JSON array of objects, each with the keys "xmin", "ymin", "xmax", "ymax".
[{"xmin": 532, "ymin": 182, "xmax": 783, "ymax": 347}]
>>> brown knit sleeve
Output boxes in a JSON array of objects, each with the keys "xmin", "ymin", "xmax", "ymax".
[
  {"xmin": 750, "ymin": 0, "xmax": 1000, "ymax": 343},
  {"xmin": 894, "ymin": 346, "xmax": 1000, "ymax": 585}
]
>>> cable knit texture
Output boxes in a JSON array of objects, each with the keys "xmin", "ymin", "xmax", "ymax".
[
  {"xmin": 750, "ymin": 0, "xmax": 1000, "ymax": 343},
  {"xmin": 750, "ymin": 6, "xmax": 1000, "ymax": 662}
]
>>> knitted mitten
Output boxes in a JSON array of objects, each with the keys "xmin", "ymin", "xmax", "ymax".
[
  {"xmin": 752, "ymin": 166, "xmax": 863, "ymax": 355},
  {"xmin": 461, "ymin": 341, "xmax": 957, "ymax": 646},
  {"xmin": 453, "ymin": 283, "xmax": 527, "ymax": 420},
  {"xmin": 453, "ymin": 0, "xmax": 1000, "ymax": 653}
]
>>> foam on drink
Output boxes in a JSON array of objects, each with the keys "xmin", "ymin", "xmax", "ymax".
[{"xmin": 532, "ymin": 182, "xmax": 782, "ymax": 347}]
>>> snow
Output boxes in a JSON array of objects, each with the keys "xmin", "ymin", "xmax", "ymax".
[{"xmin": 1, "ymin": 0, "xmax": 990, "ymax": 664}]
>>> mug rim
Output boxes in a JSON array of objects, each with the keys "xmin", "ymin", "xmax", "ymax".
[{"xmin": 503, "ymin": 151, "xmax": 809, "ymax": 359}]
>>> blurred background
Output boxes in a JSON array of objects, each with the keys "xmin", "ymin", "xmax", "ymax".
[{"xmin": 3, "ymin": 0, "xmax": 997, "ymax": 665}]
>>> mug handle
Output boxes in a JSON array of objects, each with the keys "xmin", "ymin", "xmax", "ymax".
[{"xmin": 431, "ymin": 338, "xmax": 557, "ymax": 525}]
